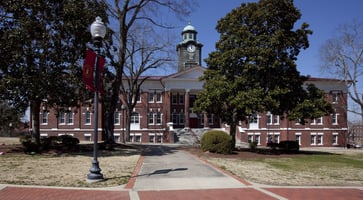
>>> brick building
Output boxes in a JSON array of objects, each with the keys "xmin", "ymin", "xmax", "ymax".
[{"xmin": 31, "ymin": 23, "xmax": 349, "ymax": 147}]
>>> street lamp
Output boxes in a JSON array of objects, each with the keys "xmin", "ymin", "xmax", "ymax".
[
  {"xmin": 121, "ymin": 105, "xmax": 125, "ymax": 143},
  {"xmin": 87, "ymin": 16, "xmax": 106, "ymax": 182}
]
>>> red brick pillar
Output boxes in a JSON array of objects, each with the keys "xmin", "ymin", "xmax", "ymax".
[{"xmin": 184, "ymin": 89, "xmax": 190, "ymax": 129}]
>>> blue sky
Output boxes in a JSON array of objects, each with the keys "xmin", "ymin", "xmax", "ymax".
[{"xmin": 180, "ymin": 0, "xmax": 363, "ymax": 78}]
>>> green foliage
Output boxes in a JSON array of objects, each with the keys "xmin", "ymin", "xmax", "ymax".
[
  {"xmin": 0, "ymin": 0, "xmax": 107, "ymax": 144},
  {"xmin": 288, "ymin": 84, "xmax": 333, "ymax": 124},
  {"xmin": 249, "ymin": 141, "xmax": 258, "ymax": 151},
  {"xmin": 0, "ymin": 101, "xmax": 23, "ymax": 131},
  {"xmin": 19, "ymin": 135, "xmax": 39, "ymax": 153},
  {"xmin": 201, "ymin": 130, "xmax": 233, "ymax": 154},
  {"xmin": 194, "ymin": 0, "xmax": 332, "ymax": 147}
]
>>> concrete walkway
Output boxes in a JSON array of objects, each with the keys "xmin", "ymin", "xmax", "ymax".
[{"xmin": 1, "ymin": 144, "xmax": 363, "ymax": 200}]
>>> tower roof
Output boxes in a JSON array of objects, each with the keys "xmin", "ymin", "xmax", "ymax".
[{"xmin": 183, "ymin": 22, "xmax": 196, "ymax": 32}]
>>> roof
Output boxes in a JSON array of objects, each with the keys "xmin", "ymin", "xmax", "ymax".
[{"xmin": 183, "ymin": 22, "xmax": 196, "ymax": 32}]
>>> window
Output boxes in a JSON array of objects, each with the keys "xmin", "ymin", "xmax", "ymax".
[
  {"xmin": 249, "ymin": 113, "xmax": 259, "ymax": 129},
  {"xmin": 267, "ymin": 113, "xmax": 272, "ymax": 124},
  {"xmin": 149, "ymin": 134, "xmax": 155, "ymax": 143},
  {"xmin": 179, "ymin": 112, "xmax": 184, "ymax": 125},
  {"xmin": 131, "ymin": 112, "xmax": 140, "ymax": 124},
  {"xmin": 273, "ymin": 115, "xmax": 279, "ymax": 124},
  {"xmin": 255, "ymin": 135, "xmax": 261, "ymax": 145},
  {"xmin": 131, "ymin": 134, "xmax": 143, "ymax": 143},
  {"xmin": 248, "ymin": 135, "xmax": 253, "ymax": 143},
  {"xmin": 156, "ymin": 92, "xmax": 162, "ymax": 102},
  {"xmin": 317, "ymin": 134, "xmax": 323, "ymax": 145},
  {"xmin": 172, "ymin": 95, "xmax": 178, "ymax": 104},
  {"xmin": 200, "ymin": 114, "xmax": 215, "ymax": 125},
  {"xmin": 332, "ymin": 92, "xmax": 338, "ymax": 104},
  {"xmin": 156, "ymin": 134, "xmax": 162, "ymax": 143},
  {"xmin": 59, "ymin": 112, "xmax": 65, "ymax": 124},
  {"xmin": 316, "ymin": 117, "xmax": 323, "ymax": 125},
  {"xmin": 311, "ymin": 135, "xmax": 316, "ymax": 145},
  {"xmin": 267, "ymin": 113, "xmax": 278, "ymax": 125},
  {"xmin": 156, "ymin": 112, "xmax": 162, "ymax": 124},
  {"xmin": 332, "ymin": 111, "xmax": 338, "ymax": 124},
  {"xmin": 249, "ymin": 113, "xmax": 258, "ymax": 124},
  {"xmin": 332, "ymin": 133, "xmax": 338, "ymax": 145},
  {"xmin": 148, "ymin": 112, "xmax": 154, "ymax": 124},
  {"xmin": 273, "ymin": 134, "xmax": 280, "ymax": 144},
  {"xmin": 148, "ymin": 92, "xmax": 154, "ymax": 102},
  {"xmin": 67, "ymin": 112, "xmax": 73, "ymax": 124},
  {"xmin": 85, "ymin": 111, "xmax": 91, "ymax": 124},
  {"xmin": 295, "ymin": 134, "xmax": 301, "ymax": 145},
  {"xmin": 172, "ymin": 110, "xmax": 178, "ymax": 124},
  {"xmin": 114, "ymin": 112, "xmax": 120, "ymax": 124},
  {"xmin": 179, "ymin": 94, "xmax": 184, "ymax": 104},
  {"xmin": 135, "ymin": 135, "xmax": 142, "ymax": 143},
  {"xmin": 41, "ymin": 111, "xmax": 48, "ymax": 124}
]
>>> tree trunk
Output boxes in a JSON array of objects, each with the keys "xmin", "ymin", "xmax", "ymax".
[
  {"xmin": 229, "ymin": 121, "xmax": 237, "ymax": 148},
  {"xmin": 30, "ymin": 100, "xmax": 41, "ymax": 146},
  {"xmin": 126, "ymin": 108, "xmax": 131, "ymax": 142},
  {"xmin": 104, "ymin": 111, "xmax": 115, "ymax": 144}
]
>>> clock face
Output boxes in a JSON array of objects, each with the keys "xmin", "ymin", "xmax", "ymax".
[{"xmin": 187, "ymin": 44, "xmax": 196, "ymax": 52}]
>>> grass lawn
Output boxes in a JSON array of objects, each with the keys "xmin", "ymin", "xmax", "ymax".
[{"xmin": 202, "ymin": 149, "xmax": 363, "ymax": 186}]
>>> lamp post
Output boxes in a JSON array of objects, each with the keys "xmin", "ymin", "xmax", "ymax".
[
  {"xmin": 87, "ymin": 16, "xmax": 106, "ymax": 182},
  {"xmin": 121, "ymin": 105, "xmax": 125, "ymax": 143}
]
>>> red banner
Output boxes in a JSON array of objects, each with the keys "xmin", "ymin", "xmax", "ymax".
[
  {"xmin": 97, "ymin": 56, "xmax": 105, "ymax": 94},
  {"xmin": 82, "ymin": 49, "xmax": 96, "ymax": 91}
]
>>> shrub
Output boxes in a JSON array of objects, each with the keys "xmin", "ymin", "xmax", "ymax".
[
  {"xmin": 200, "ymin": 130, "xmax": 233, "ymax": 154},
  {"xmin": 278, "ymin": 140, "xmax": 299, "ymax": 152},
  {"xmin": 58, "ymin": 135, "xmax": 80, "ymax": 146},
  {"xmin": 249, "ymin": 141, "xmax": 258, "ymax": 151},
  {"xmin": 19, "ymin": 135, "xmax": 39, "ymax": 153}
]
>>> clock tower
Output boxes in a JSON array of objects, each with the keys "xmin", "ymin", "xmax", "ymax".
[{"xmin": 176, "ymin": 22, "xmax": 203, "ymax": 72}]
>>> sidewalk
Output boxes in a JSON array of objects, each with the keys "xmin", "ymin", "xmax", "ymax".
[{"xmin": 1, "ymin": 144, "xmax": 363, "ymax": 200}]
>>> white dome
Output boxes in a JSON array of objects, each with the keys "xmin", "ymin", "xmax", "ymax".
[{"xmin": 183, "ymin": 23, "xmax": 196, "ymax": 32}]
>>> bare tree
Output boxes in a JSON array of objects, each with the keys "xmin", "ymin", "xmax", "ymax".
[
  {"xmin": 121, "ymin": 29, "xmax": 172, "ymax": 142},
  {"xmin": 102, "ymin": 0, "xmax": 195, "ymax": 143},
  {"xmin": 320, "ymin": 20, "xmax": 363, "ymax": 122}
]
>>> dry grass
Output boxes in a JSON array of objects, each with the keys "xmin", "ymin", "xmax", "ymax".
[
  {"xmin": 2, "ymin": 137, "xmax": 363, "ymax": 187},
  {"xmin": 0, "ymin": 137, "xmax": 140, "ymax": 188},
  {"xmin": 203, "ymin": 149, "xmax": 363, "ymax": 186}
]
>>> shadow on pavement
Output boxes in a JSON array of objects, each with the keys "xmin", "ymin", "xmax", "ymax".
[{"xmin": 134, "ymin": 167, "xmax": 188, "ymax": 178}]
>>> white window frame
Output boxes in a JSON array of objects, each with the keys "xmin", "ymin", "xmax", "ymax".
[
  {"xmin": 41, "ymin": 110, "xmax": 48, "ymax": 125},
  {"xmin": 67, "ymin": 112, "xmax": 74, "ymax": 125},
  {"xmin": 332, "ymin": 132, "xmax": 339, "ymax": 145},
  {"xmin": 156, "ymin": 91, "xmax": 162, "ymax": 103},
  {"xmin": 310, "ymin": 133, "xmax": 316, "ymax": 145},
  {"xmin": 114, "ymin": 111, "xmax": 120, "ymax": 125},
  {"xmin": 59, "ymin": 112, "xmax": 66, "ymax": 124},
  {"xmin": 332, "ymin": 92, "xmax": 338, "ymax": 104},
  {"xmin": 85, "ymin": 111, "xmax": 91, "ymax": 125},
  {"xmin": 295, "ymin": 133, "xmax": 302, "ymax": 145},
  {"xmin": 148, "ymin": 92, "xmax": 154, "ymax": 102},
  {"xmin": 332, "ymin": 112, "xmax": 338, "ymax": 125},
  {"xmin": 317, "ymin": 133, "xmax": 324, "ymax": 145}
]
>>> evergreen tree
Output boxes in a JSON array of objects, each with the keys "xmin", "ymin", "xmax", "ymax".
[
  {"xmin": 194, "ymin": 0, "xmax": 331, "ymax": 146},
  {"xmin": 0, "ymin": 0, "xmax": 107, "ymax": 144}
]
